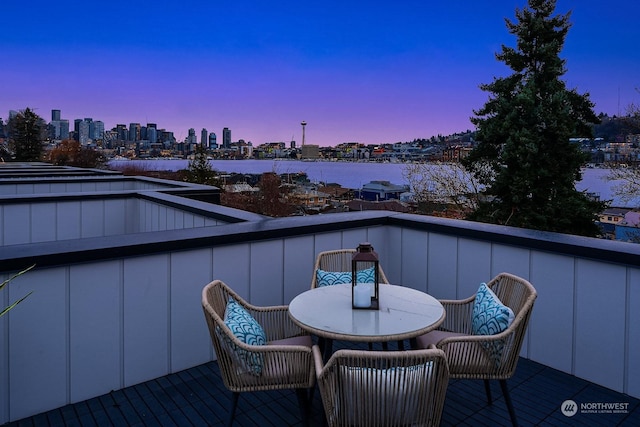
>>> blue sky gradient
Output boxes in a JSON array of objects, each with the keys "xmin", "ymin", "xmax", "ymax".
[{"xmin": 3, "ymin": 1, "xmax": 639, "ymax": 146}]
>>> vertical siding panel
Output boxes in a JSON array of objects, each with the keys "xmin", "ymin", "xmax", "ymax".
[
  {"xmin": 205, "ymin": 217, "xmax": 218, "ymax": 227},
  {"xmin": 15, "ymin": 184, "xmax": 33, "ymax": 194},
  {"xmin": 33, "ymin": 183, "xmax": 50, "ymax": 194},
  {"xmin": 313, "ymin": 232, "xmax": 345, "ymax": 256},
  {"xmin": 104, "ymin": 199, "xmax": 126, "ymax": 236},
  {"xmin": 80, "ymin": 182, "xmax": 97, "ymax": 192},
  {"xmin": 250, "ymin": 240, "xmax": 284, "ymax": 306},
  {"xmin": 57, "ymin": 202, "xmax": 81, "ymax": 240},
  {"xmin": 183, "ymin": 213, "xmax": 195, "ymax": 230},
  {"xmin": 457, "ymin": 239, "xmax": 492, "ymax": 297},
  {"xmin": 125, "ymin": 198, "xmax": 138, "ymax": 234},
  {"xmin": 31, "ymin": 203, "xmax": 57, "ymax": 243},
  {"xmin": 0, "ymin": 271, "xmax": 8, "ymax": 424},
  {"xmin": 628, "ymin": 268, "xmax": 640, "ymax": 396},
  {"xmin": 341, "ymin": 228, "xmax": 369, "ymax": 250},
  {"xmin": 170, "ymin": 249, "xmax": 212, "ymax": 371},
  {"xmin": 529, "ymin": 251, "xmax": 574, "ymax": 373},
  {"xmin": 123, "ymin": 255, "xmax": 170, "ymax": 386},
  {"xmin": 8, "ymin": 267, "xmax": 67, "ymax": 421},
  {"xmin": 427, "ymin": 234, "xmax": 458, "ymax": 299},
  {"xmin": 50, "ymin": 183, "xmax": 66, "ymax": 193},
  {"xmin": 491, "ymin": 244, "xmax": 530, "ymax": 280},
  {"xmin": 400, "ymin": 228, "xmax": 428, "ymax": 291},
  {"xmin": 3, "ymin": 205, "xmax": 30, "ymax": 245},
  {"xmin": 174, "ymin": 210, "xmax": 185, "ymax": 230},
  {"xmin": 150, "ymin": 203, "xmax": 160, "ymax": 232},
  {"xmin": 367, "ymin": 226, "xmax": 392, "ymax": 283},
  {"xmin": 193, "ymin": 215, "xmax": 205, "ymax": 228},
  {"xmin": 69, "ymin": 262, "xmax": 121, "ymax": 402},
  {"xmin": 158, "ymin": 206, "xmax": 168, "ymax": 231},
  {"xmin": 575, "ymin": 259, "xmax": 626, "ymax": 392},
  {"xmin": 80, "ymin": 200, "xmax": 104, "ymax": 238},
  {"xmin": 212, "ymin": 244, "xmax": 251, "ymax": 299},
  {"xmin": 283, "ymin": 236, "xmax": 315, "ymax": 303},
  {"xmin": 166, "ymin": 207, "xmax": 176, "ymax": 231}
]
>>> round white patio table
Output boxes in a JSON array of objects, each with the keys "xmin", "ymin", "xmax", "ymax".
[{"xmin": 288, "ymin": 283, "xmax": 445, "ymax": 358}]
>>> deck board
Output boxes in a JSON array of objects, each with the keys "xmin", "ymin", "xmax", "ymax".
[{"xmin": 4, "ymin": 340, "xmax": 639, "ymax": 426}]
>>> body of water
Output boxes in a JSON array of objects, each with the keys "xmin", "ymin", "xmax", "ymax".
[{"xmin": 109, "ymin": 158, "xmax": 638, "ymax": 208}]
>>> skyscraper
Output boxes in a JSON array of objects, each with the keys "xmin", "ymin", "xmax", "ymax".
[
  {"xmin": 49, "ymin": 110, "xmax": 68, "ymax": 140},
  {"xmin": 74, "ymin": 119, "xmax": 82, "ymax": 141},
  {"xmin": 116, "ymin": 124, "xmax": 128, "ymax": 141},
  {"xmin": 222, "ymin": 127, "xmax": 231, "ymax": 149},
  {"xmin": 78, "ymin": 121, "xmax": 90, "ymax": 145},
  {"xmin": 94, "ymin": 121, "xmax": 105, "ymax": 141},
  {"xmin": 187, "ymin": 128, "xmax": 197, "ymax": 145},
  {"xmin": 209, "ymin": 132, "xmax": 217, "ymax": 149},
  {"xmin": 201, "ymin": 128, "xmax": 208, "ymax": 147},
  {"xmin": 129, "ymin": 123, "xmax": 141, "ymax": 141}
]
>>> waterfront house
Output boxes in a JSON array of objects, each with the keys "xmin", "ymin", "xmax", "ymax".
[{"xmin": 355, "ymin": 180, "xmax": 408, "ymax": 201}]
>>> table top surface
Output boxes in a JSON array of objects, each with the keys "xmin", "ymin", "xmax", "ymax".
[{"xmin": 288, "ymin": 283, "xmax": 445, "ymax": 342}]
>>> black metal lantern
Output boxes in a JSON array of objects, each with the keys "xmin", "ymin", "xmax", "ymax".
[{"xmin": 351, "ymin": 242, "xmax": 379, "ymax": 310}]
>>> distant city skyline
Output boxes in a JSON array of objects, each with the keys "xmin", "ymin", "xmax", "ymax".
[{"xmin": 2, "ymin": 1, "xmax": 639, "ymax": 146}]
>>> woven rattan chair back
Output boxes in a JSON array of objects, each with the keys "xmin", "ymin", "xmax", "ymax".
[
  {"xmin": 314, "ymin": 346, "xmax": 449, "ymax": 427},
  {"xmin": 310, "ymin": 249, "xmax": 390, "ymax": 289}
]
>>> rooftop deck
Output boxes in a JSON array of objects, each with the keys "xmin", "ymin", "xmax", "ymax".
[
  {"xmin": 2, "ymin": 165, "xmax": 640, "ymax": 425},
  {"xmin": 5, "ymin": 340, "xmax": 639, "ymax": 427}
]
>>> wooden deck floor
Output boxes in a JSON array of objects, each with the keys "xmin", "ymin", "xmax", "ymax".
[{"xmin": 5, "ymin": 340, "xmax": 639, "ymax": 426}]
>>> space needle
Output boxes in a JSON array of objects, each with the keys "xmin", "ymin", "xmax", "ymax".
[{"xmin": 301, "ymin": 121, "xmax": 307, "ymax": 146}]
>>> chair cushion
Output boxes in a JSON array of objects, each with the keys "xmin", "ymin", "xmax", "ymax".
[
  {"xmin": 471, "ymin": 282, "xmax": 515, "ymax": 365},
  {"xmin": 316, "ymin": 266, "xmax": 375, "ymax": 287},
  {"xmin": 415, "ymin": 330, "xmax": 467, "ymax": 349},
  {"xmin": 223, "ymin": 298, "xmax": 267, "ymax": 375},
  {"xmin": 268, "ymin": 335, "xmax": 313, "ymax": 347}
]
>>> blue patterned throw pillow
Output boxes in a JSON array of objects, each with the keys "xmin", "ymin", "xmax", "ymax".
[
  {"xmin": 316, "ymin": 267, "xmax": 376, "ymax": 287},
  {"xmin": 471, "ymin": 283, "xmax": 514, "ymax": 365},
  {"xmin": 223, "ymin": 298, "xmax": 266, "ymax": 375}
]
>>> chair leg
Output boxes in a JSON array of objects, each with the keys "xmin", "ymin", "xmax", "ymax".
[
  {"xmin": 500, "ymin": 379, "xmax": 518, "ymax": 427},
  {"xmin": 296, "ymin": 388, "xmax": 310, "ymax": 427},
  {"xmin": 227, "ymin": 392, "xmax": 239, "ymax": 427},
  {"xmin": 484, "ymin": 379, "xmax": 493, "ymax": 405}
]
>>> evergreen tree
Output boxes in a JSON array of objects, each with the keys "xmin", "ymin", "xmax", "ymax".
[
  {"xmin": 464, "ymin": 0, "xmax": 605, "ymax": 236},
  {"xmin": 8, "ymin": 108, "xmax": 45, "ymax": 161},
  {"xmin": 185, "ymin": 144, "xmax": 218, "ymax": 186}
]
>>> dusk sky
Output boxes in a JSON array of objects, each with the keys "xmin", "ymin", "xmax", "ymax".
[{"xmin": 3, "ymin": 1, "xmax": 639, "ymax": 146}]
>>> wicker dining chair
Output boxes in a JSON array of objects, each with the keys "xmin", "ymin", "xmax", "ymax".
[
  {"xmin": 414, "ymin": 272, "xmax": 537, "ymax": 427},
  {"xmin": 313, "ymin": 345, "xmax": 450, "ymax": 427},
  {"xmin": 202, "ymin": 280, "xmax": 315, "ymax": 426},
  {"xmin": 310, "ymin": 248, "xmax": 390, "ymax": 289}
]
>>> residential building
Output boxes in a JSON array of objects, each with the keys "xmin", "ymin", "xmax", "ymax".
[{"xmin": 355, "ymin": 180, "xmax": 408, "ymax": 201}]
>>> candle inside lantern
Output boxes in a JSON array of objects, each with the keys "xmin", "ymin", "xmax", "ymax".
[{"xmin": 354, "ymin": 283, "xmax": 371, "ymax": 308}]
